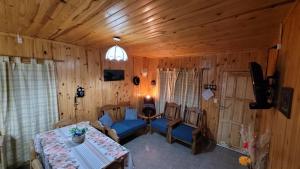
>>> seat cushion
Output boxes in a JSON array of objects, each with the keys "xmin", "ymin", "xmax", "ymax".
[
  {"xmin": 111, "ymin": 119, "xmax": 146, "ymax": 139},
  {"xmin": 151, "ymin": 118, "xmax": 168, "ymax": 133},
  {"xmin": 172, "ymin": 124, "xmax": 195, "ymax": 143}
]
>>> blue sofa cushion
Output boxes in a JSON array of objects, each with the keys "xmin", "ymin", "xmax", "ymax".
[
  {"xmin": 151, "ymin": 118, "xmax": 168, "ymax": 133},
  {"xmin": 172, "ymin": 124, "xmax": 195, "ymax": 144},
  {"xmin": 125, "ymin": 107, "xmax": 137, "ymax": 120},
  {"xmin": 99, "ymin": 113, "xmax": 113, "ymax": 127},
  {"xmin": 111, "ymin": 119, "xmax": 146, "ymax": 139}
]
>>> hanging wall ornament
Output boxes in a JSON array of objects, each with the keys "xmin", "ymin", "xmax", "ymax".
[
  {"xmin": 133, "ymin": 76, "xmax": 140, "ymax": 85},
  {"xmin": 76, "ymin": 86, "xmax": 85, "ymax": 97}
]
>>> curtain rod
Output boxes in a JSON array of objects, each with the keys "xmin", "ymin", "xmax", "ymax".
[
  {"xmin": 158, "ymin": 67, "xmax": 209, "ymax": 71},
  {"xmin": 0, "ymin": 55, "xmax": 64, "ymax": 63}
]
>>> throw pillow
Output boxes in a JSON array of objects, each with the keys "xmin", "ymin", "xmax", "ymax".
[
  {"xmin": 125, "ymin": 107, "xmax": 137, "ymax": 120},
  {"xmin": 99, "ymin": 113, "xmax": 113, "ymax": 127}
]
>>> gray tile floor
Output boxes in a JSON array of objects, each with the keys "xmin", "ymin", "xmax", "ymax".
[{"xmin": 124, "ymin": 133, "xmax": 246, "ymax": 169}]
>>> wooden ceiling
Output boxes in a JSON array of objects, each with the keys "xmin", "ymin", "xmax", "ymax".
[{"xmin": 0, "ymin": 0, "xmax": 295, "ymax": 57}]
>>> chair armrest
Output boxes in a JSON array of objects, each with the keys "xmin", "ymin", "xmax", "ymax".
[
  {"xmin": 91, "ymin": 121, "xmax": 105, "ymax": 133},
  {"xmin": 168, "ymin": 118, "xmax": 181, "ymax": 128},
  {"xmin": 107, "ymin": 129, "xmax": 119, "ymax": 143},
  {"xmin": 137, "ymin": 114, "xmax": 148, "ymax": 120},
  {"xmin": 149, "ymin": 113, "xmax": 163, "ymax": 119},
  {"xmin": 192, "ymin": 127, "xmax": 202, "ymax": 141}
]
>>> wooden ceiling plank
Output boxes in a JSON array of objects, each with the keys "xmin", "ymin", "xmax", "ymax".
[
  {"xmin": 57, "ymin": 1, "xmax": 164, "ymax": 42},
  {"xmin": 47, "ymin": 0, "xmax": 124, "ymax": 39},
  {"xmin": 119, "ymin": 0, "xmax": 293, "ymax": 44},
  {"xmin": 78, "ymin": 0, "xmax": 292, "ymax": 44},
  {"xmin": 0, "ymin": 0, "xmax": 295, "ymax": 57},
  {"xmin": 73, "ymin": 0, "xmax": 224, "ymax": 45},
  {"xmin": 88, "ymin": 3, "xmax": 289, "ymax": 49},
  {"xmin": 48, "ymin": 0, "xmax": 113, "ymax": 39},
  {"xmin": 123, "ymin": 4, "xmax": 289, "ymax": 46},
  {"xmin": 22, "ymin": 0, "xmax": 61, "ymax": 36},
  {"xmin": 52, "ymin": 0, "xmax": 140, "ymax": 42}
]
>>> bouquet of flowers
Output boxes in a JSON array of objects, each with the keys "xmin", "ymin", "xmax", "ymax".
[
  {"xmin": 239, "ymin": 156, "xmax": 252, "ymax": 169},
  {"xmin": 239, "ymin": 123, "xmax": 256, "ymax": 169},
  {"xmin": 70, "ymin": 127, "xmax": 88, "ymax": 143},
  {"xmin": 239, "ymin": 123, "xmax": 271, "ymax": 169}
]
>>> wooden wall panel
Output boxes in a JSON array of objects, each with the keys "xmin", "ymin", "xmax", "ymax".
[
  {"xmin": 146, "ymin": 49, "xmax": 268, "ymax": 139},
  {"xmin": 266, "ymin": 2, "xmax": 300, "ymax": 169},
  {"xmin": 0, "ymin": 32, "xmax": 150, "ymax": 122}
]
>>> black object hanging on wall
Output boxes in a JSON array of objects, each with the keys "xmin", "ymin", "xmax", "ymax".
[
  {"xmin": 249, "ymin": 62, "xmax": 279, "ymax": 109},
  {"xmin": 132, "ymin": 76, "xmax": 140, "ymax": 85},
  {"xmin": 278, "ymin": 87, "xmax": 293, "ymax": 119},
  {"xmin": 76, "ymin": 86, "xmax": 85, "ymax": 97}
]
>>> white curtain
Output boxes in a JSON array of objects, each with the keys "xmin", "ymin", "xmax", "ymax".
[
  {"xmin": 174, "ymin": 70, "xmax": 201, "ymax": 117},
  {"xmin": 156, "ymin": 69, "xmax": 201, "ymax": 118},
  {"xmin": 155, "ymin": 69, "xmax": 179, "ymax": 114},
  {"xmin": 0, "ymin": 56, "xmax": 59, "ymax": 167}
]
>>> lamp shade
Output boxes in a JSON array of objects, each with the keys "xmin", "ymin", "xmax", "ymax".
[{"xmin": 105, "ymin": 45, "xmax": 128, "ymax": 61}]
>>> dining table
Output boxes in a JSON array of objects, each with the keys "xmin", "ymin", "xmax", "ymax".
[{"xmin": 34, "ymin": 121, "xmax": 133, "ymax": 169}]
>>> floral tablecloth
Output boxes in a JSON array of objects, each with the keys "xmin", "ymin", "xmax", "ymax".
[{"xmin": 34, "ymin": 122, "xmax": 132, "ymax": 169}]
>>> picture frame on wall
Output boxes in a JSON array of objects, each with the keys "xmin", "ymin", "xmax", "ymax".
[{"xmin": 278, "ymin": 87, "xmax": 294, "ymax": 119}]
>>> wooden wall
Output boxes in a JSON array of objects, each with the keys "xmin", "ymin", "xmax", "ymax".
[
  {"xmin": 146, "ymin": 49, "xmax": 269, "ymax": 139},
  {"xmin": 0, "ymin": 31, "xmax": 271, "ymax": 141},
  {"xmin": 0, "ymin": 32, "xmax": 150, "ymax": 122},
  {"xmin": 267, "ymin": 2, "xmax": 300, "ymax": 169}
]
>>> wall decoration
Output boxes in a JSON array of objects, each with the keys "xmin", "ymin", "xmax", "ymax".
[
  {"xmin": 204, "ymin": 84, "xmax": 217, "ymax": 91},
  {"xmin": 132, "ymin": 76, "xmax": 140, "ymax": 85},
  {"xmin": 151, "ymin": 80, "xmax": 156, "ymax": 86},
  {"xmin": 76, "ymin": 86, "xmax": 85, "ymax": 97},
  {"xmin": 278, "ymin": 87, "xmax": 293, "ymax": 119}
]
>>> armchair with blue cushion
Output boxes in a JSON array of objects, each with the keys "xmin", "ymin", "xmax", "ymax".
[
  {"xmin": 96, "ymin": 102, "xmax": 147, "ymax": 143},
  {"xmin": 150, "ymin": 102, "xmax": 181, "ymax": 138},
  {"xmin": 168, "ymin": 106, "xmax": 206, "ymax": 154}
]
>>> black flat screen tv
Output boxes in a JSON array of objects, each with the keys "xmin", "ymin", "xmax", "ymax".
[
  {"xmin": 104, "ymin": 69, "xmax": 124, "ymax": 81},
  {"xmin": 249, "ymin": 62, "xmax": 272, "ymax": 109}
]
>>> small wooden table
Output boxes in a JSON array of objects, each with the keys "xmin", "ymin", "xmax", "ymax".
[{"xmin": 0, "ymin": 136, "xmax": 6, "ymax": 169}]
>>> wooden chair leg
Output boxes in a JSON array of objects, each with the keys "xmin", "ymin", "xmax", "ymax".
[
  {"xmin": 30, "ymin": 139, "xmax": 37, "ymax": 168},
  {"xmin": 192, "ymin": 138, "xmax": 202, "ymax": 155},
  {"xmin": 192, "ymin": 141, "xmax": 197, "ymax": 154},
  {"xmin": 149, "ymin": 120, "xmax": 153, "ymax": 134},
  {"xmin": 32, "ymin": 159, "xmax": 43, "ymax": 169},
  {"xmin": 167, "ymin": 128, "xmax": 172, "ymax": 143}
]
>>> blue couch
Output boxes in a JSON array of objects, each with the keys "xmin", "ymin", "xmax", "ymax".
[
  {"xmin": 97, "ymin": 103, "xmax": 147, "ymax": 142},
  {"xmin": 111, "ymin": 119, "xmax": 147, "ymax": 139}
]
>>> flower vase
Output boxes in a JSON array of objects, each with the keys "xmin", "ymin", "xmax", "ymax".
[{"xmin": 72, "ymin": 134, "xmax": 85, "ymax": 144}]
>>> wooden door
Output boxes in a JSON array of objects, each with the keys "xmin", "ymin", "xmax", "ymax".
[{"xmin": 217, "ymin": 71, "xmax": 256, "ymax": 151}]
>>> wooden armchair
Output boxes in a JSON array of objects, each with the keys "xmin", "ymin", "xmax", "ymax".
[
  {"xmin": 168, "ymin": 106, "xmax": 206, "ymax": 154},
  {"xmin": 96, "ymin": 102, "xmax": 147, "ymax": 143},
  {"xmin": 150, "ymin": 102, "xmax": 181, "ymax": 136}
]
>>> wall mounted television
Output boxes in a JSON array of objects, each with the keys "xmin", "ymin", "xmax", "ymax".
[
  {"xmin": 104, "ymin": 69, "xmax": 125, "ymax": 81},
  {"xmin": 249, "ymin": 62, "xmax": 273, "ymax": 109}
]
